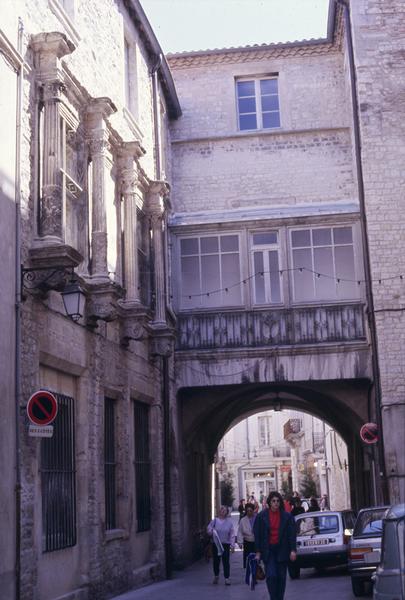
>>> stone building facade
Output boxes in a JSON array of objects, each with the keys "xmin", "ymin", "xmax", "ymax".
[
  {"xmin": 1, "ymin": 1, "xmax": 180, "ymax": 599},
  {"xmin": 1, "ymin": 0, "xmax": 405, "ymax": 598}
]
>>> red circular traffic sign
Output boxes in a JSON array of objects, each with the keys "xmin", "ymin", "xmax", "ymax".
[
  {"xmin": 27, "ymin": 390, "xmax": 58, "ymax": 426},
  {"xmin": 360, "ymin": 422, "xmax": 378, "ymax": 444}
]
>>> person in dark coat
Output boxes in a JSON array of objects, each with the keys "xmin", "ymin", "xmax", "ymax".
[
  {"xmin": 307, "ymin": 496, "xmax": 320, "ymax": 512},
  {"xmin": 253, "ymin": 491, "xmax": 297, "ymax": 600},
  {"xmin": 291, "ymin": 497, "xmax": 305, "ymax": 517}
]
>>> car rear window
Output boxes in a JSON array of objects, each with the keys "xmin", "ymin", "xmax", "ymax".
[
  {"xmin": 354, "ymin": 509, "xmax": 387, "ymax": 536},
  {"xmin": 297, "ymin": 515, "xmax": 339, "ymax": 536}
]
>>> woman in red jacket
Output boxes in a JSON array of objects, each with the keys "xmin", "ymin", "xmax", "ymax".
[{"xmin": 253, "ymin": 491, "xmax": 297, "ymax": 600}]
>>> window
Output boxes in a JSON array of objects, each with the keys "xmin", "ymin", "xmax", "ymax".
[
  {"xmin": 236, "ymin": 77, "xmax": 280, "ymax": 131},
  {"xmin": 104, "ymin": 398, "xmax": 116, "ymax": 530},
  {"xmin": 180, "ymin": 234, "xmax": 242, "ymax": 309},
  {"xmin": 134, "ymin": 401, "xmax": 151, "ymax": 532},
  {"xmin": 41, "ymin": 393, "xmax": 76, "ymax": 552},
  {"xmin": 124, "ymin": 37, "xmax": 138, "ymax": 119},
  {"xmin": 258, "ymin": 416, "xmax": 271, "ymax": 447},
  {"xmin": 291, "ymin": 226, "xmax": 358, "ymax": 302},
  {"xmin": 251, "ymin": 231, "xmax": 282, "ymax": 304}
]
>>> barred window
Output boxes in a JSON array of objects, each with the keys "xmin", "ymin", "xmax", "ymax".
[
  {"xmin": 104, "ymin": 397, "xmax": 116, "ymax": 530},
  {"xmin": 41, "ymin": 393, "xmax": 76, "ymax": 552},
  {"xmin": 134, "ymin": 401, "xmax": 151, "ymax": 532}
]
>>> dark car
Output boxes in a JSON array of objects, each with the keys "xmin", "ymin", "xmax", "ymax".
[
  {"xmin": 348, "ymin": 505, "xmax": 389, "ymax": 596},
  {"xmin": 289, "ymin": 509, "xmax": 356, "ymax": 579},
  {"xmin": 373, "ymin": 504, "xmax": 405, "ymax": 600}
]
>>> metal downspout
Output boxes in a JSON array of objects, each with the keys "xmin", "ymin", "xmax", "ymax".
[
  {"xmin": 336, "ymin": 0, "xmax": 388, "ymax": 503},
  {"xmin": 14, "ymin": 17, "xmax": 24, "ymax": 600},
  {"xmin": 151, "ymin": 53, "xmax": 172, "ymax": 577}
]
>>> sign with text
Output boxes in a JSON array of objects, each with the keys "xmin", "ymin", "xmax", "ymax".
[{"xmin": 28, "ymin": 425, "xmax": 54, "ymax": 438}]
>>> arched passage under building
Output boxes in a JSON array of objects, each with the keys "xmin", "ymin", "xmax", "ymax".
[{"xmin": 173, "ymin": 378, "xmax": 374, "ymax": 565}]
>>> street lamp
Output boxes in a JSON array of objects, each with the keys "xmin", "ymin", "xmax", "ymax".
[
  {"xmin": 21, "ymin": 265, "xmax": 86, "ymax": 322},
  {"xmin": 61, "ymin": 280, "xmax": 86, "ymax": 322}
]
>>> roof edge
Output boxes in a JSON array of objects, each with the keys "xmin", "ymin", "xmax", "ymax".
[
  {"xmin": 126, "ymin": 0, "xmax": 182, "ymax": 119},
  {"xmin": 167, "ymin": 0, "xmax": 340, "ymax": 62}
]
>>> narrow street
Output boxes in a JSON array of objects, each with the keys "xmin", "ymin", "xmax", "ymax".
[{"xmin": 112, "ymin": 550, "xmax": 358, "ymax": 600}]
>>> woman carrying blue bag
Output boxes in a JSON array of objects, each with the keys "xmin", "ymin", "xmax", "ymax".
[{"xmin": 253, "ymin": 491, "xmax": 297, "ymax": 600}]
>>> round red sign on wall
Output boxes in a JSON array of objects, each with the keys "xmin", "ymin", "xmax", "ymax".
[
  {"xmin": 27, "ymin": 390, "xmax": 58, "ymax": 426},
  {"xmin": 360, "ymin": 422, "xmax": 378, "ymax": 444}
]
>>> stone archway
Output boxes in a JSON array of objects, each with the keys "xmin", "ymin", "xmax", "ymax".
[{"xmin": 173, "ymin": 378, "xmax": 372, "ymax": 565}]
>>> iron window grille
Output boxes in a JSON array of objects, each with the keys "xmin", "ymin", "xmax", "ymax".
[
  {"xmin": 41, "ymin": 392, "xmax": 76, "ymax": 552},
  {"xmin": 134, "ymin": 401, "xmax": 151, "ymax": 532},
  {"xmin": 104, "ymin": 397, "xmax": 116, "ymax": 530}
]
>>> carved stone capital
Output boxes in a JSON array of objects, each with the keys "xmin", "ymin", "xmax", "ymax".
[
  {"xmin": 86, "ymin": 97, "xmax": 116, "ymax": 124},
  {"xmin": 31, "ymin": 32, "xmax": 75, "ymax": 82},
  {"xmin": 147, "ymin": 180, "xmax": 171, "ymax": 217},
  {"xmin": 42, "ymin": 80, "xmax": 66, "ymax": 101}
]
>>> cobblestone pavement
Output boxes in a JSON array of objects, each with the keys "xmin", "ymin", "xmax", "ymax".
[{"xmin": 112, "ymin": 550, "xmax": 356, "ymax": 600}]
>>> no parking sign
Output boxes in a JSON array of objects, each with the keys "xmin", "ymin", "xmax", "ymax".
[
  {"xmin": 360, "ymin": 422, "xmax": 378, "ymax": 444},
  {"xmin": 27, "ymin": 390, "xmax": 58, "ymax": 437}
]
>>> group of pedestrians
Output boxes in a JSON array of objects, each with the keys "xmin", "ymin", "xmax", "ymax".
[{"xmin": 206, "ymin": 491, "xmax": 297, "ymax": 600}]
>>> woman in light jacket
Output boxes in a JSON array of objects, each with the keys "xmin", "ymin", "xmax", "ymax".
[
  {"xmin": 237, "ymin": 502, "xmax": 256, "ymax": 568},
  {"xmin": 207, "ymin": 505, "xmax": 236, "ymax": 585}
]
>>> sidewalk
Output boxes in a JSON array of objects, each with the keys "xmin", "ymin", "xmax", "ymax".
[{"xmin": 112, "ymin": 550, "xmax": 269, "ymax": 600}]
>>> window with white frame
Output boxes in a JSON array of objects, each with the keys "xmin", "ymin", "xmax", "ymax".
[
  {"xmin": 258, "ymin": 416, "xmax": 271, "ymax": 447},
  {"xmin": 236, "ymin": 77, "xmax": 280, "ymax": 131},
  {"xmin": 180, "ymin": 234, "xmax": 242, "ymax": 309},
  {"xmin": 251, "ymin": 231, "xmax": 282, "ymax": 304},
  {"xmin": 291, "ymin": 226, "xmax": 358, "ymax": 302}
]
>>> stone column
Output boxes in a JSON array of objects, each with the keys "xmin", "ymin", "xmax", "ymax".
[
  {"xmin": 118, "ymin": 142, "xmax": 142, "ymax": 305},
  {"xmin": 86, "ymin": 98, "xmax": 116, "ymax": 282},
  {"xmin": 148, "ymin": 182, "xmax": 169, "ymax": 325},
  {"xmin": 31, "ymin": 32, "xmax": 75, "ymax": 242}
]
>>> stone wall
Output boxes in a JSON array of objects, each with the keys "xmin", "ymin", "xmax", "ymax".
[{"xmin": 349, "ymin": 0, "xmax": 405, "ymax": 501}]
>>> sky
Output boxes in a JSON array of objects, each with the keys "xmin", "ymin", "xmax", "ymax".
[{"xmin": 140, "ymin": 0, "xmax": 331, "ymax": 54}]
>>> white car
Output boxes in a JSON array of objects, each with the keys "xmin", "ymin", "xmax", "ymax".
[{"xmin": 288, "ymin": 510, "xmax": 356, "ymax": 579}]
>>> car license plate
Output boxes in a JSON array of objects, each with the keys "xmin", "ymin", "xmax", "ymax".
[{"xmin": 304, "ymin": 539, "xmax": 328, "ymax": 546}]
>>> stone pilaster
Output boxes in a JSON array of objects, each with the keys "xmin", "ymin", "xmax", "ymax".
[
  {"xmin": 148, "ymin": 181, "xmax": 170, "ymax": 326},
  {"xmin": 86, "ymin": 97, "xmax": 116, "ymax": 282},
  {"xmin": 31, "ymin": 32, "xmax": 75, "ymax": 242},
  {"xmin": 118, "ymin": 142, "xmax": 143, "ymax": 305}
]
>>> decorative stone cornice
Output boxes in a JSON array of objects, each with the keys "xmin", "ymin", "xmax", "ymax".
[{"xmin": 86, "ymin": 97, "xmax": 117, "ymax": 120}]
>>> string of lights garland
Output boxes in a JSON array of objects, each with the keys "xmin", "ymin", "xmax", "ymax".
[{"xmin": 180, "ymin": 266, "xmax": 405, "ymax": 299}]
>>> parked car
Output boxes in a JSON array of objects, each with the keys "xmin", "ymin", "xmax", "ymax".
[
  {"xmin": 288, "ymin": 509, "xmax": 356, "ymax": 579},
  {"xmin": 348, "ymin": 505, "xmax": 389, "ymax": 596},
  {"xmin": 373, "ymin": 504, "xmax": 405, "ymax": 600}
]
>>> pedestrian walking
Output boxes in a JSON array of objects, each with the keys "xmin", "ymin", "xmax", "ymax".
[
  {"xmin": 207, "ymin": 506, "xmax": 236, "ymax": 586},
  {"xmin": 237, "ymin": 502, "xmax": 256, "ymax": 568},
  {"xmin": 291, "ymin": 497, "xmax": 305, "ymax": 517},
  {"xmin": 307, "ymin": 496, "xmax": 320, "ymax": 512},
  {"xmin": 253, "ymin": 491, "xmax": 297, "ymax": 600},
  {"xmin": 320, "ymin": 494, "xmax": 329, "ymax": 511},
  {"xmin": 237, "ymin": 498, "xmax": 246, "ymax": 521}
]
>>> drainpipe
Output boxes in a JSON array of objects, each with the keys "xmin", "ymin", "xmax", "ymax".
[
  {"xmin": 14, "ymin": 17, "xmax": 24, "ymax": 600},
  {"xmin": 336, "ymin": 0, "xmax": 388, "ymax": 503},
  {"xmin": 151, "ymin": 53, "xmax": 163, "ymax": 180},
  {"xmin": 162, "ymin": 355, "xmax": 172, "ymax": 579}
]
